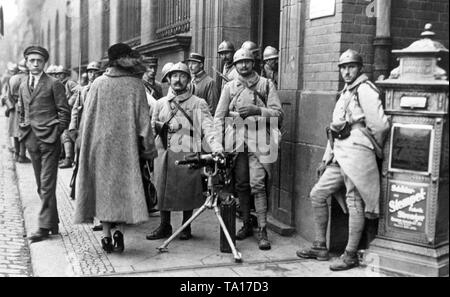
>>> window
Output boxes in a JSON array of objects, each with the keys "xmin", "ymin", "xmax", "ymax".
[
  {"xmin": 118, "ymin": 0, "xmax": 141, "ymax": 46},
  {"xmin": 55, "ymin": 12, "xmax": 60, "ymax": 65},
  {"xmin": 102, "ymin": 0, "xmax": 110, "ymax": 55},
  {"xmin": 80, "ymin": 0, "xmax": 89, "ymax": 64},
  {"xmin": 156, "ymin": 0, "xmax": 190, "ymax": 39},
  {"xmin": 47, "ymin": 21, "xmax": 51, "ymax": 55},
  {"xmin": 65, "ymin": 12, "xmax": 72, "ymax": 68}
]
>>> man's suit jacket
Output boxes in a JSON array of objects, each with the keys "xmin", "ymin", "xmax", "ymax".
[{"xmin": 18, "ymin": 73, "xmax": 71, "ymax": 143}]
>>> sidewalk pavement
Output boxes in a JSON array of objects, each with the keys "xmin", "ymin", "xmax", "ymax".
[{"xmin": 2, "ymin": 113, "xmax": 387, "ymax": 277}]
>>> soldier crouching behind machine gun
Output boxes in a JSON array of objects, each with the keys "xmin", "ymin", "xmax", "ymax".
[{"xmin": 157, "ymin": 152, "xmax": 243, "ymax": 263}]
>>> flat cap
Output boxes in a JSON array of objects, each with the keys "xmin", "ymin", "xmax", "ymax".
[
  {"xmin": 187, "ymin": 53, "xmax": 205, "ymax": 64},
  {"xmin": 143, "ymin": 56, "xmax": 158, "ymax": 66},
  {"xmin": 23, "ymin": 46, "xmax": 49, "ymax": 61}
]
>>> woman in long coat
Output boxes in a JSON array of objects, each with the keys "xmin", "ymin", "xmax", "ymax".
[{"xmin": 74, "ymin": 43, "xmax": 157, "ymax": 253}]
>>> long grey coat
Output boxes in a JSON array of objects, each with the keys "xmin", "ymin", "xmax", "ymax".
[
  {"xmin": 74, "ymin": 67, "xmax": 157, "ymax": 224},
  {"xmin": 152, "ymin": 89, "xmax": 222, "ymax": 211},
  {"xmin": 324, "ymin": 74, "xmax": 390, "ymax": 217},
  {"xmin": 7, "ymin": 72, "xmax": 28, "ymax": 138}
]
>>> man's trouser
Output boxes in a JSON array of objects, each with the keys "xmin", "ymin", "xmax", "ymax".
[
  {"xmin": 310, "ymin": 163, "xmax": 365, "ymax": 252},
  {"xmin": 61, "ymin": 129, "xmax": 73, "ymax": 160},
  {"xmin": 234, "ymin": 152, "xmax": 269, "ymax": 228},
  {"xmin": 24, "ymin": 131, "xmax": 61, "ymax": 230}
]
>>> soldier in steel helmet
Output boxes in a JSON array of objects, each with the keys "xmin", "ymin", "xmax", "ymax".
[
  {"xmin": 241, "ymin": 41, "xmax": 262, "ymax": 75},
  {"xmin": 54, "ymin": 65, "xmax": 80, "ymax": 169},
  {"xmin": 296, "ymin": 49, "xmax": 390, "ymax": 271},
  {"xmin": 261, "ymin": 46, "xmax": 279, "ymax": 89},
  {"xmin": 68, "ymin": 61, "xmax": 102, "ymax": 146},
  {"xmin": 217, "ymin": 40, "xmax": 238, "ymax": 90},
  {"xmin": 146, "ymin": 62, "xmax": 223, "ymax": 241},
  {"xmin": 213, "ymin": 48, "xmax": 283, "ymax": 251}
]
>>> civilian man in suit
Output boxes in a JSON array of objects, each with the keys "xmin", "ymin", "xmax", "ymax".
[{"xmin": 18, "ymin": 46, "xmax": 71, "ymax": 243}]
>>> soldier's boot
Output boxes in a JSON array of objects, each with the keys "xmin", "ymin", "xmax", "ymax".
[
  {"xmin": 236, "ymin": 221, "xmax": 253, "ymax": 240},
  {"xmin": 146, "ymin": 211, "xmax": 172, "ymax": 240},
  {"xmin": 329, "ymin": 250, "xmax": 359, "ymax": 271},
  {"xmin": 59, "ymin": 157, "xmax": 73, "ymax": 169},
  {"xmin": 296, "ymin": 241, "xmax": 330, "ymax": 261},
  {"xmin": 179, "ymin": 210, "xmax": 193, "ymax": 240},
  {"xmin": 257, "ymin": 227, "xmax": 271, "ymax": 250}
]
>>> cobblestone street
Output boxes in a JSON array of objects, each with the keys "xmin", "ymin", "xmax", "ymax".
[{"xmin": 0, "ymin": 115, "xmax": 32, "ymax": 277}]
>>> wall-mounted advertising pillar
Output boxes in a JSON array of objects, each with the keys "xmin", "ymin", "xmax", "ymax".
[{"xmin": 368, "ymin": 24, "xmax": 449, "ymax": 277}]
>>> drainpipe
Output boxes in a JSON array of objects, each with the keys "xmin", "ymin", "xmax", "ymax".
[{"xmin": 373, "ymin": 0, "xmax": 392, "ymax": 81}]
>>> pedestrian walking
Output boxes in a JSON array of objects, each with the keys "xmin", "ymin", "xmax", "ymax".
[
  {"xmin": 6, "ymin": 59, "xmax": 31, "ymax": 163},
  {"xmin": 187, "ymin": 52, "xmax": 220, "ymax": 115},
  {"xmin": 74, "ymin": 43, "xmax": 157, "ymax": 253},
  {"xmin": 296, "ymin": 49, "xmax": 390, "ymax": 271},
  {"xmin": 146, "ymin": 62, "xmax": 222, "ymax": 241},
  {"xmin": 18, "ymin": 46, "xmax": 71, "ymax": 243},
  {"xmin": 214, "ymin": 48, "xmax": 283, "ymax": 250}
]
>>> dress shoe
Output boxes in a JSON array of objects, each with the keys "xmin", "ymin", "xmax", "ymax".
[
  {"xmin": 28, "ymin": 228, "xmax": 50, "ymax": 243},
  {"xmin": 146, "ymin": 224, "xmax": 172, "ymax": 240},
  {"xmin": 296, "ymin": 241, "xmax": 329, "ymax": 261},
  {"xmin": 59, "ymin": 158, "xmax": 73, "ymax": 169},
  {"xmin": 179, "ymin": 226, "xmax": 192, "ymax": 240},
  {"xmin": 101, "ymin": 237, "xmax": 113, "ymax": 253},
  {"xmin": 113, "ymin": 231, "xmax": 125, "ymax": 253},
  {"xmin": 18, "ymin": 155, "xmax": 32, "ymax": 164}
]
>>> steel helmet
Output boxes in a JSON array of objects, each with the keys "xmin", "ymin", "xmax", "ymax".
[
  {"xmin": 18, "ymin": 59, "xmax": 28, "ymax": 72},
  {"xmin": 233, "ymin": 48, "xmax": 255, "ymax": 65},
  {"xmin": 87, "ymin": 61, "xmax": 101, "ymax": 71},
  {"xmin": 46, "ymin": 64, "xmax": 58, "ymax": 74},
  {"xmin": 218, "ymin": 40, "xmax": 235, "ymax": 53},
  {"xmin": 241, "ymin": 41, "xmax": 260, "ymax": 58},
  {"xmin": 54, "ymin": 65, "xmax": 67, "ymax": 74},
  {"xmin": 166, "ymin": 62, "xmax": 191, "ymax": 80},
  {"xmin": 263, "ymin": 46, "xmax": 279, "ymax": 61},
  {"xmin": 161, "ymin": 62, "xmax": 174, "ymax": 83},
  {"xmin": 338, "ymin": 49, "xmax": 363, "ymax": 67}
]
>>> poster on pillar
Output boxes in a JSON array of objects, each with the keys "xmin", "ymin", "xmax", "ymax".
[{"xmin": 387, "ymin": 180, "xmax": 428, "ymax": 233}]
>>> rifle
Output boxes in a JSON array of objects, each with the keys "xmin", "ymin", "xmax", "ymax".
[
  {"xmin": 212, "ymin": 66, "xmax": 230, "ymax": 83},
  {"xmin": 69, "ymin": 148, "xmax": 80, "ymax": 200}
]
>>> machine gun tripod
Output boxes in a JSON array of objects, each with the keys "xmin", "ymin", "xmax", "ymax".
[{"xmin": 157, "ymin": 153, "xmax": 243, "ymax": 263}]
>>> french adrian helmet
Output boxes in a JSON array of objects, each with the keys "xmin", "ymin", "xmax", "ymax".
[{"xmin": 338, "ymin": 49, "xmax": 363, "ymax": 67}]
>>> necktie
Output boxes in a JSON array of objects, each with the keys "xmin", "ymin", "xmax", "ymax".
[{"xmin": 30, "ymin": 76, "xmax": 35, "ymax": 93}]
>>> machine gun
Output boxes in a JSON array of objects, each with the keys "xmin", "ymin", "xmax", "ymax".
[{"xmin": 157, "ymin": 153, "xmax": 242, "ymax": 263}]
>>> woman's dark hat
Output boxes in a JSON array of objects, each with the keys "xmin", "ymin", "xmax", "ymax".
[
  {"xmin": 108, "ymin": 43, "xmax": 139, "ymax": 61},
  {"xmin": 23, "ymin": 46, "xmax": 50, "ymax": 62}
]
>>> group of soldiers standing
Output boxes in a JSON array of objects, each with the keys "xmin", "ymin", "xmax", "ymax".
[{"xmin": 1, "ymin": 36, "xmax": 389, "ymax": 272}]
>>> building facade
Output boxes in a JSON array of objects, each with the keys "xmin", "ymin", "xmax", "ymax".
[{"xmin": 35, "ymin": 0, "xmax": 448, "ymax": 244}]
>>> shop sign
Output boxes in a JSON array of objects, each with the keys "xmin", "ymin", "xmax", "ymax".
[{"xmin": 388, "ymin": 180, "xmax": 428, "ymax": 232}]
